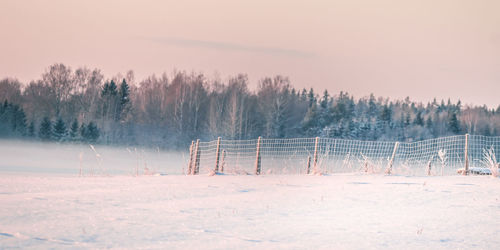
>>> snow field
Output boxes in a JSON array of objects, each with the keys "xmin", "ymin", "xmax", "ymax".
[{"xmin": 0, "ymin": 174, "xmax": 499, "ymax": 249}]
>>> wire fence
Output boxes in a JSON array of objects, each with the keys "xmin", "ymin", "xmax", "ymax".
[{"xmin": 187, "ymin": 134, "xmax": 500, "ymax": 176}]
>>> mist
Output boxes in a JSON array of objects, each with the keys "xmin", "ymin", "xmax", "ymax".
[{"xmin": 0, "ymin": 140, "xmax": 187, "ymax": 175}]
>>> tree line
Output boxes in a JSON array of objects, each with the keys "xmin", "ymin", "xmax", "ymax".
[{"xmin": 1, "ymin": 63, "xmax": 499, "ymax": 148}]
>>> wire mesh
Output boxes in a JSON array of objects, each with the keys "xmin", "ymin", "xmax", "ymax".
[{"xmin": 190, "ymin": 135, "xmax": 500, "ymax": 176}]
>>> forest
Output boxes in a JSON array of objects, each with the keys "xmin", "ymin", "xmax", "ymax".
[{"xmin": 1, "ymin": 63, "xmax": 499, "ymax": 149}]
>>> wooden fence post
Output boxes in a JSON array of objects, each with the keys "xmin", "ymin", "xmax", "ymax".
[
  {"xmin": 220, "ymin": 150, "xmax": 226, "ymax": 173},
  {"xmin": 214, "ymin": 137, "xmax": 221, "ymax": 173},
  {"xmin": 193, "ymin": 139, "xmax": 200, "ymax": 175},
  {"xmin": 187, "ymin": 141, "xmax": 194, "ymax": 175},
  {"xmin": 464, "ymin": 134, "xmax": 469, "ymax": 176},
  {"xmin": 255, "ymin": 136, "xmax": 262, "ymax": 175},
  {"xmin": 313, "ymin": 137, "xmax": 320, "ymax": 173},
  {"xmin": 386, "ymin": 141, "xmax": 399, "ymax": 175},
  {"xmin": 427, "ymin": 160, "xmax": 432, "ymax": 176},
  {"xmin": 306, "ymin": 156, "xmax": 311, "ymax": 174}
]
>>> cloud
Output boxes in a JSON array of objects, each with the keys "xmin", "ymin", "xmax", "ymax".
[{"xmin": 145, "ymin": 36, "xmax": 315, "ymax": 58}]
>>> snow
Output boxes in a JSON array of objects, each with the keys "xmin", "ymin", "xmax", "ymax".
[
  {"xmin": 0, "ymin": 173, "xmax": 499, "ymax": 249},
  {"xmin": 456, "ymin": 167, "xmax": 493, "ymax": 175},
  {"xmin": 1, "ymin": 140, "xmax": 500, "ymax": 249}
]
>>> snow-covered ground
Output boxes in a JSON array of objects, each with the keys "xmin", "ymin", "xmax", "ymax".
[
  {"xmin": 1, "ymin": 140, "xmax": 499, "ymax": 249},
  {"xmin": 0, "ymin": 173, "xmax": 499, "ymax": 249}
]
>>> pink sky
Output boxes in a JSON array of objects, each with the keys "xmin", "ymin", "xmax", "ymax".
[{"xmin": 1, "ymin": 0, "xmax": 499, "ymax": 108}]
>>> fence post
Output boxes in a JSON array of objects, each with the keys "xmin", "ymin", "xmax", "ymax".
[
  {"xmin": 193, "ymin": 139, "xmax": 200, "ymax": 175},
  {"xmin": 255, "ymin": 136, "xmax": 262, "ymax": 175},
  {"xmin": 306, "ymin": 156, "xmax": 311, "ymax": 174},
  {"xmin": 214, "ymin": 137, "xmax": 221, "ymax": 173},
  {"xmin": 220, "ymin": 149, "xmax": 226, "ymax": 173},
  {"xmin": 427, "ymin": 160, "xmax": 432, "ymax": 176},
  {"xmin": 187, "ymin": 140, "xmax": 194, "ymax": 175},
  {"xmin": 313, "ymin": 137, "xmax": 320, "ymax": 173},
  {"xmin": 464, "ymin": 134, "xmax": 469, "ymax": 176},
  {"xmin": 386, "ymin": 141, "xmax": 399, "ymax": 175}
]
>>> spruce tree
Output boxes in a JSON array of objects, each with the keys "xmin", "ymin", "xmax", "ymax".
[
  {"xmin": 425, "ymin": 116, "xmax": 433, "ymax": 129},
  {"xmin": 300, "ymin": 88, "xmax": 307, "ymax": 101},
  {"xmin": 318, "ymin": 90, "xmax": 332, "ymax": 128},
  {"xmin": 27, "ymin": 121, "xmax": 35, "ymax": 137},
  {"xmin": 53, "ymin": 117, "xmax": 67, "ymax": 141},
  {"xmin": 447, "ymin": 112, "xmax": 460, "ymax": 134},
  {"xmin": 302, "ymin": 104, "xmax": 320, "ymax": 136},
  {"xmin": 80, "ymin": 123, "xmax": 87, "ymax": 140},
  {"xmin": 0, "ymin": 101, "xmax": 9, "ymax": 137},
  {"xmin": 404, "ymin": 113, "xmax": 411, "ymax": 126},
  {"xmin": 0, "ymin": 101, "xmax": 26, "ymax": 137},
  {"xmin": 101, "ymin": 80, "xmax": 119, "ymax": 121},
  {"xmin": 368, "ymin": 94, "xmax": 377, "ymax": 117},
  {"xmin": 14, "ymin": 107, "xmax": 27, "ymax": 136},
  {"xmin": 69, "ymin": 119, "xmax": 79, "ymax": 141},
  {"xmin": 39, "ymin": 117, "xmax": 52, "ymax": 141},
  {"xmin": 380, "ymin": 105, "xmax": 392, "ymax": 124},
  {"xmin": 414, "ymin": 111, "xmax": 424, "ymax": 126},
  {"xmin": 320, "ymin": 90, "xmax": 329, "ymax": 109},
  {"xmin": 307, "ymin": 88, "xmax": 316, "ymax": 107},
  {"xmin": 85, "ymin": 122, "xmax": 100, "ymax": 143},
  {"xmin": 118, "ymin": 79, "xmax": 131, "ymax": 122}
]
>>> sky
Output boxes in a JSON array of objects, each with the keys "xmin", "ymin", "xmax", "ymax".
[{"xmin": 1, "ymin": 0, "xmax": 499, "ymax": 108}]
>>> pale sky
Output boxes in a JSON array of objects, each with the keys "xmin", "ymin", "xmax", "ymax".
[{"xmin": 1, "ymin": 0, "xmax": 499, "ymax": 108}]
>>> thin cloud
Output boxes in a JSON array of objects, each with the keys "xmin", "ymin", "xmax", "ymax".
[{"xmin": 146, "ymin": 36, "xmax": 315, "ymax": 58}]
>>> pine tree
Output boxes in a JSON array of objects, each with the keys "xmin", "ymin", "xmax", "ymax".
[
  {"xmin": 39, "ymin": 117, "xmax": 52, "ymax": 141},
  {"xmin": 53, "ymin": 117, "xmax": 67, "ymax": 141}
]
